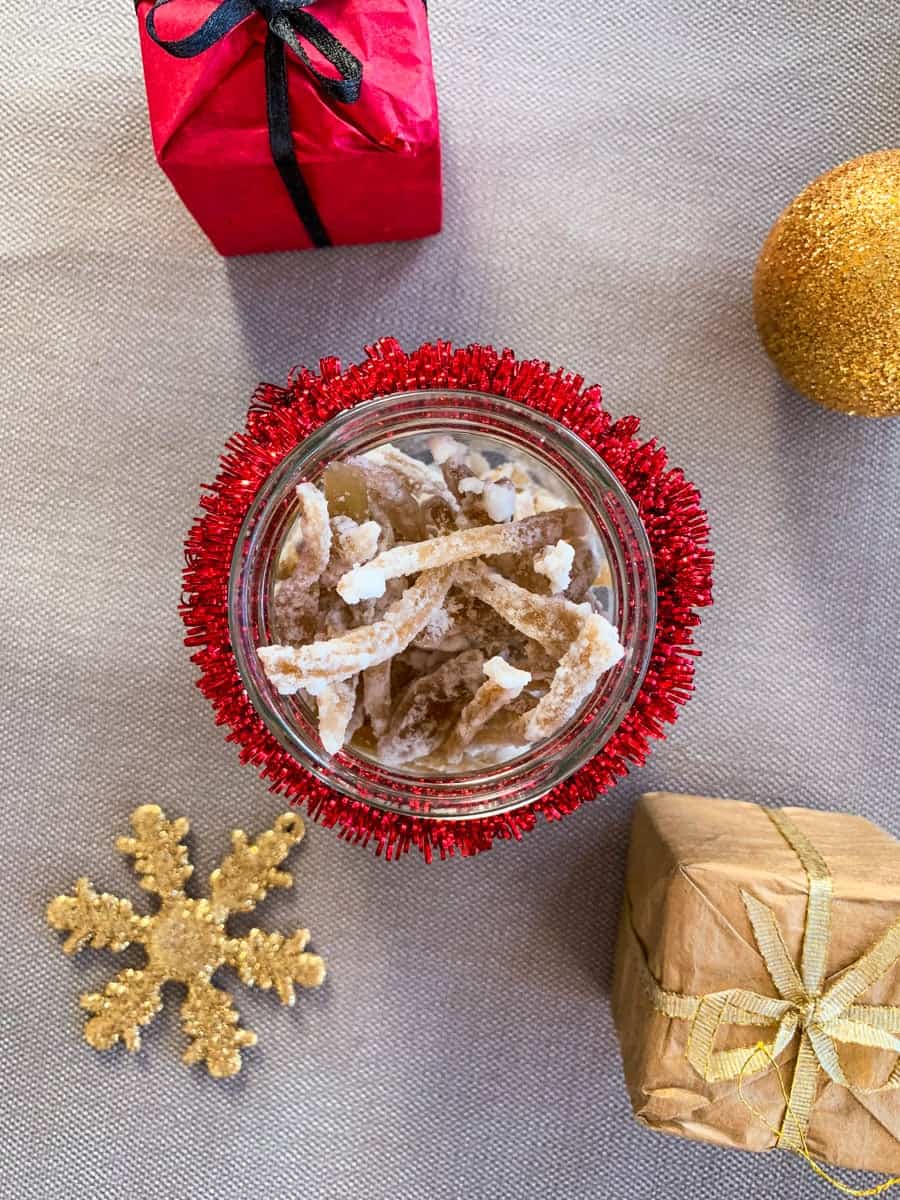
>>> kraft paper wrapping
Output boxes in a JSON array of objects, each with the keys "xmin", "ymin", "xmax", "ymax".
[{"xmin": 612, "ymin": 792, "xmax": 900, "ymax": 1173}]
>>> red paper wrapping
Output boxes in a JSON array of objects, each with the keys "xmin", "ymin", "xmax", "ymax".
[{"xmin": 136, "ymin": 0, "xmax": 442, "ymax": 256}]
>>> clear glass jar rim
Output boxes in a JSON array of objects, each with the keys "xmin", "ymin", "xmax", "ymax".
[{"xmin": 229, "ymin": 389, "xmax": 657, "ymax": 820}]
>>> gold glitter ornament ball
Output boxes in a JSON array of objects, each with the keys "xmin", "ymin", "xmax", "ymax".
[{"xmin": 753, "ymin": 150, "xmax": 900, "ymax": 417}]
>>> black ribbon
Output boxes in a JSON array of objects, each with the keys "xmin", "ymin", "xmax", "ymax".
[{"xmin": 146, "ymin": 0, "xmax": 363, "ymax": 247}]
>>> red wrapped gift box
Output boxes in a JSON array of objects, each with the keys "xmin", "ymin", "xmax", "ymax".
[{"xmin": 136, "ymin": 0, "xmax": 442, "ymax": 256}]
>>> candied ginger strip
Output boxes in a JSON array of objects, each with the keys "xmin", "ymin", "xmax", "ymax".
[
  {"xmin": 274, "ymin": 484, "xmax": 331, "ymax": 635},
  {"xmin": 513, "ymin": 613, "xmax": 624, "ymax": 745},
  {"xmin": 277, "ymin": 483, "xmax": 329, "ymax": 581},
  {"xmin": 285, "ymin": 483, "xmax": 331, "ymax": 587},
  {"xmin": 362, "ymin": 660, "xmax": 392, "ymax": 737},
  {"xmin": 257, "ymin": 566, "xmax": 456, "ymax": 694},
  {"xmin": 443, "ymin": 657, "xmax": 532, "ymax": 763},
  {"xmin": 337, "ymin": 509, "xmax": 586, "ymax": 603},
  {"xmin": 457, "ymin": 560, "xmax": 588, "ymax": 659},
  {"xmin": 377, "ymin": 649, "xmax": 485, "ymax": 767},
  {"xmin": 317, "ymin": 676, "xmax": 358, "ymax": 756}
]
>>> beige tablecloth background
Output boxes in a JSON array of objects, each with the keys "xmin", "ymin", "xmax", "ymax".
[{"xmin": 2, "ymin": 2, "xmax": 899, "ymax": 1197}]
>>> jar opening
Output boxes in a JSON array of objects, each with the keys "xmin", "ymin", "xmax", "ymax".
[{"xmin": 230, "ymin": 390, "xmax": 656, "ymax": 820}]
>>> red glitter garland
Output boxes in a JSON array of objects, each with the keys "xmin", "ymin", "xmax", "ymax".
[{"xmin": 182, "ymin": 339, "xmax": 713, "ymax": 861}]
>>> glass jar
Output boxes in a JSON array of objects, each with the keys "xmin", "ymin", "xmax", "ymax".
[{"xmin": 229, "ymin": 390, "xmax": 656, "ymax": 820}]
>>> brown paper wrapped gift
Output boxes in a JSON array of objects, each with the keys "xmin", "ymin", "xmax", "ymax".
[{"xmin": 612, "ymin": 792, "xmax": 900, "ymax": 1173}]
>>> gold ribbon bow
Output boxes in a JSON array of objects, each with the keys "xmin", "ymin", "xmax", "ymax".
[{"xmin": 637, "ymin": 808, "xmax": 900, "ymax": 1151}]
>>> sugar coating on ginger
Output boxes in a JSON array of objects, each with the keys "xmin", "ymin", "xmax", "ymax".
[
  {"xmin": 483, "ymin": 481, "xmax": 516, "ymax": 523},
  {"xmin": 483, "ymin": 656, "xmax": 532, "ymax": 691},
  {"xmin": 428, "ymin": 435, "xmax": 468, "ymax": 465},
  {"xmin": 317, "ymin": 678, "xmax": 358, "ymax": 755},
  {"xmin": 534, "ymin": 540, "xmax": 575, "ymax": 594},
  {"xmin": 339, "ymin": 563, "xmax": 387, "ymax": 603},
  {"xmin": 256, "ymin": 438, "xmax": 622, "ymax": 768}
]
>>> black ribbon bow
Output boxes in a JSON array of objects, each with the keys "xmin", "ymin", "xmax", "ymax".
[{"xmin": 146, "ymin": 0, "xmax": 363, "ymax": 247}]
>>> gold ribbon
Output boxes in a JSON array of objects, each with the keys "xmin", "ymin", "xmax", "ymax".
[{"xmin": 634, "ymin": 807, "xmax": 900, "ymax": 1152}]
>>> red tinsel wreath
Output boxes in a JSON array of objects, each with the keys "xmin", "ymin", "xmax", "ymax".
[{"xmin": 182, "ymin": 338, "xmax": 713, "ymax": 861}]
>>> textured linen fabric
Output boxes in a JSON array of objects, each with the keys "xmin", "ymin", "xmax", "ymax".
[{"xmin": 2, "ymin": 2, "xmax": 899, "ymax": 1197}]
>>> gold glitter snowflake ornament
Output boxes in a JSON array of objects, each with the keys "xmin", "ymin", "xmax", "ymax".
[{"xmin": 47, "ymin": 806, "xmax": 325, "ymax": 1077}]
